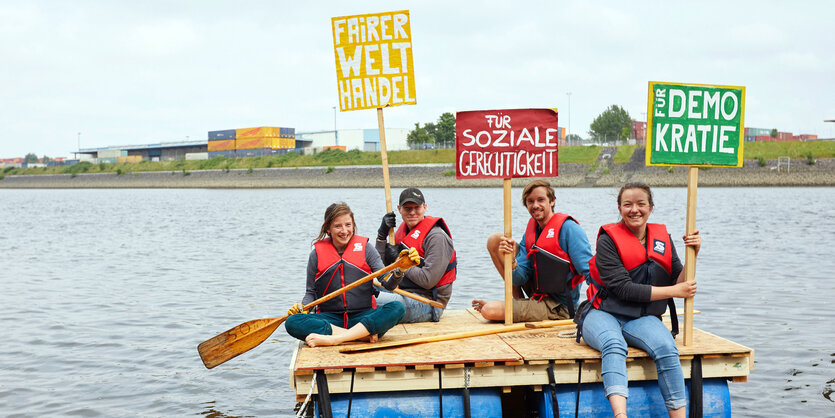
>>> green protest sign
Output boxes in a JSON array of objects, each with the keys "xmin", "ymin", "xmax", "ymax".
[{"xmin": 646, "ymin": 81, "xmax": 745, "ymax": 167}]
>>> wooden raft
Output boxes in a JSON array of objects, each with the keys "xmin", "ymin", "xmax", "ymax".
[{"xmin": 289, "ymin": 309, "xmax": 753, "ymax": 400}]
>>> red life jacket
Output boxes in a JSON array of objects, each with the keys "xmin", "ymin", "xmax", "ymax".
[
  {"xmin": 586, "ymin": 222, "xmax": 674, "ymax": 318},
  {"xmin": 523, "ymin": 213, "xmax": 586, "ymax": 301},
  {"xmin": 313, "ymin": 234, "xmax": 375, "ymax": 319},
  {"xmin": 394, "ymin": 216, "xmax": 457, "ymax": 289}
]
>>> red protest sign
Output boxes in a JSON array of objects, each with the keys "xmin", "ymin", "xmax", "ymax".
[{"xmin": 455, "ymin": 108, "xmax": 559, "ymax": 179}]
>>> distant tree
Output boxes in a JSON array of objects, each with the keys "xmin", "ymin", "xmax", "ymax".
[
  {"xmin": 406, "ymin": 123, "xmax": 432, "ymax": 149},
  {"xmin": 423, "ymin": 122, "xmax": 438, "ymax": 145},
  {"xmin": 42, "ymin": 155, "xmax": 51, "ymax": 164},
  {"xmin": 589, "ymin": 105, "xmax": 633, "ymax": 143},
  {"xmin": 24, "ymin": 153, "xmax": 39, "ymax": 163},
  {"xmin": 770, "ymin": 128, "xmax": 778, "ymax": 138},
  {"xmin": 435, "ymin": 112, "xmax": 456, "ymax": 148}
]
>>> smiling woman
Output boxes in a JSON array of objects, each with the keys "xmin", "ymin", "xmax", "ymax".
[
  {"xmin": 283, "ymin": 202, "xmax": 406, "ymax": 348},
  {"xmin": 578, "ymin": 182, "xmax": 702, "ymax": 418}
]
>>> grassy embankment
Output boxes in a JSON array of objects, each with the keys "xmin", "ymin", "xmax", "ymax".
[{"xmin": 2, "ymin": 142, "xmax": 832, "ymax": 179}]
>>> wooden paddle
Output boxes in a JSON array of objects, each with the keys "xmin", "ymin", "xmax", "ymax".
[
  {"xmin": 338, "ymin": 309, "xmax": 697, "ymax": 354},
  {"xmin": 198, "ymin": 254, "xmax": 418, "ymax": 369},
  {"xmin": 373, "ymin": 278, "xmax": 444, "ymax": 309},
  {"xmin": 339, "ymin": 319, "xmax": 575, "ymax": 353}
]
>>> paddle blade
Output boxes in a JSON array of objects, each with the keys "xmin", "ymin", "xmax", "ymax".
[{"xmin": 197, "ymin": 316, "xmax": 286, "ymax": 369}]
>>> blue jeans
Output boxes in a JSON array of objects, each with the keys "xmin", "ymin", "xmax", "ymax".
[
  {"xmin": 376, "ymin": 290, "xmax": 443, "ymax": 323},
  {"xmin": 284, "ymin": 302, "xmax": 405, "ymax": 341},
  {"xmin": 581, "ymin": 309, "xmax": 686, "ymax": 410}
]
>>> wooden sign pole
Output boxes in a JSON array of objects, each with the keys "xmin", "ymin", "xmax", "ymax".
[
  {"xmin": 503, "ymin": 179, "xmax": 513, "ymax": 325},
  {"xmin": 683, "ymin": 166, "xmax": 698, "ymax": 345},
  {"xmin": 377, "ymin": 107, "xmax": 396, "ymax": 244}
]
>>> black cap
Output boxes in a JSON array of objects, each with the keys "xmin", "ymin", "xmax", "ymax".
[{"xmin": 399, "ymin": 187, "xmax": 425, "ymax": 205}]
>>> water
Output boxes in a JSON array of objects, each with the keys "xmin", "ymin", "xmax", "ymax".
[{"xmin": 1, "ymin": 187, "xmax": 833, "ymax": 417}]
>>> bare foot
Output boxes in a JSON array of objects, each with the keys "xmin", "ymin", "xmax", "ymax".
[
  {"xmin": 472, "ymin": 299, "xmax": 486, "ymax": 312},
  {"xmin": 357, "ymin": 334, "xmax": 379, "ymax": 343},
  {"xmin": 305, "ymin": 333, "xmax": 340, "ymax": 347}
]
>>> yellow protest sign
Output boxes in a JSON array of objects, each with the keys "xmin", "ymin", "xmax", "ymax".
[{"xmin": 331, "ymin": 10, "xmax": 417, "ymax": 112}]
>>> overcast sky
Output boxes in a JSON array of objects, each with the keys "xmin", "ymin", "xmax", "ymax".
[{"xmin": 1, "ymin": 1, "xmax": 832, "ymax": 158}]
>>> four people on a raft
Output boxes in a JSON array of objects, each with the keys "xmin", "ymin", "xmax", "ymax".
[{"xmin": 284, "ymin": 181, "xmax": 700, "ymax": 417}]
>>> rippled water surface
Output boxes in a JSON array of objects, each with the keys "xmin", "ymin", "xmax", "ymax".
[{"xmin": 1, "ymin": 187, "xmax": 833, "ymax": 417}]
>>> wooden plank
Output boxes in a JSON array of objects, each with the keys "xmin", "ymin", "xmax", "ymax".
[
  {"xmin": 288, "ymin": 341, "xmax": 302, "ymax": 390},
  {"xmin": 292, "ymin": 354, "xmax": 751, "ymax": 396},
  {"xmin": 503, "ymin": 323, "xmax": 752, "ymax": 362},
  {"xmin": 290, "ymin": 310, "xmax": 753, "ymax": 396},
  {"xmin": 381, "ymin": 323, "xmax": 409, "ymax": 336},
  {"xmin": 732, "ymin": 376, "xmax": 748, "ymax": 383},
  {"xmin": 295, "ymin": 332, "xmax": 520, "ymax": 371},
  {"xmin": 401, "ymin": 309, "xmax": 492, "ymax": 335}
]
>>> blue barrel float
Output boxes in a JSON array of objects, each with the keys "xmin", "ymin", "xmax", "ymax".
[
  {"xmin": 537, "ymin": 378, "xmax": 731, "ymax": 417},
  {"xmin": 314, "ymin": 379, "xmax": 729, "ymax": 417},
  {"xmin": 317, "ymin": 387, "xmax": 503, "ymax": 418}
]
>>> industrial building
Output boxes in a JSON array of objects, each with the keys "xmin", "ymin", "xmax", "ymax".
[
  {"xmin": 71, "ymin": 127, "xmax": 409, "ymax": 163},
  {"xmin": 76, "ymin": 139, "xmax": 209, "ymax": 162},
  {"xmin": 295, "ymin": 128, "xmax": 409, "ymax": 152}
]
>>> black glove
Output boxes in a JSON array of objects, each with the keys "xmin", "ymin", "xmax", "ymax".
[
  {"xmin": 383, "ymin": 243, "xmax": 400, "ymax": 265},
  {"xmin": 377, "ymin": 212, "xmax": 397, "ymax": 240}
]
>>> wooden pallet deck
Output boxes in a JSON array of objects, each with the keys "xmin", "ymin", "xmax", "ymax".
[{"xmin": 290, "ymin": 309, "xmax": 753, "ymax": 400}]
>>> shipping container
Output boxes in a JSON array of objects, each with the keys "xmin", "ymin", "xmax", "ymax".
[
  {"xmin": 97, "ymin": 157, "xmax": 119, "ymax": 164},
  {"xmin": 117, "ymin": 155, "xmax": 142, "ymax": 163},
  {"xmin": 778, "ymin": 132, "xmax": 793, "ymax": 140},
  {"xmin": 235, "ymin": 148, "xmax": 276, "ymax": 158},
  {"xmin": 279, "ymin": 127, "xmax": 296, "ymax": 138},
  {"xmin": 237, "ymin": 126, "xmax": 280, "ymax": 138},
  {"xmin": 208, "ymin": 139, "xmax": 236, "ymax": 151},
  {"xmin": 236, "ymin": 136, "xmax": 274, "ymax": 150},
  {"xmin": 185, "ymin": 152, "xmax": 209, "ymax": 160},
  {"xmin": 208, "ymin": 150, "xmax": 236, "ymax": 159},
  {"xmin": 208, "ymin": 129, "xmax": 236, "ymax": 140}
]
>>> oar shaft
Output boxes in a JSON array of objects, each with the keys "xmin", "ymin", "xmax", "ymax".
[
  {"xmin": 302, "ymin": 258, "xmax": 411, "ymax": 312},
  {"xmin": 373, "ymin": 279, "xmax": 444, "ymax": 309},
  {"xmin": 340, "ymin": 319, "xmax": 574, "ymax": 353}
]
